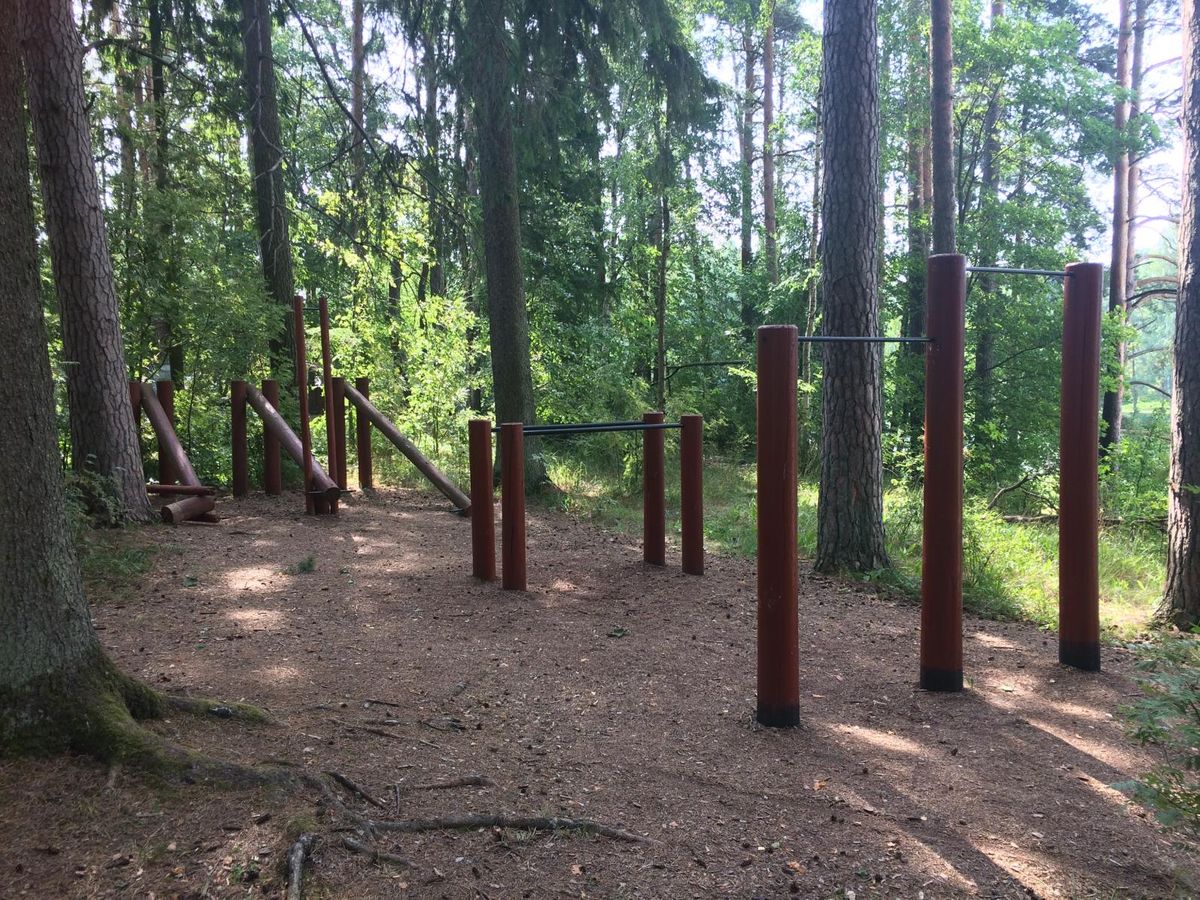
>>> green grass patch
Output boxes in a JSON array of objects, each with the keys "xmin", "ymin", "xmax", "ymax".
[
  {"xmin": 542, "ymin": 453, "xmax": 1166, "ymax": 638},
  {"xmin": 79, "ymin": 531, "xmax": 155, "ymax": 602}
]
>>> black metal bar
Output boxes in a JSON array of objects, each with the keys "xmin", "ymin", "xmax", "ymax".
[
  {"xmin": 798, "ymin": 335, "xmax": 932, "ymax": 344},
  {"xmin": 966, "ymin": 266, "xmax": 1068, "ymax": 278},
  {"xmin": 491, "ymin": 422, "xmax": 682, "ymax": 436}
]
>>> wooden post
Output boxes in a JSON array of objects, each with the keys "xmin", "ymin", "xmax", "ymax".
[
  {"xmin": 293, "ymin": 296, "xmax": 318, "ymax": 514},
  {"xmin": 231, "ymin": 380, "xmax": 248, "ymax": 497},
  {"xmin": 680, "ymin": 414, "xmax": 704, "ymax": 575},
  {"xmin": 244, "ymin": 383, "xmax": 340, "ymax": 507},
  {"xmin": 355, "ymin": 376, "xmax": 373, "ymax": 490},
  {"xmin": 318, "ymin": 297, "xmax": 339, "ymax": 493},
  {"xmin": 156, "ymin": 379, "xmax": 177, "ymax": 485},
  {"xmin": 1059, "ymin": 262, "xmax": 1103, "ymax": 671},
  {"xmin": 332, "ymin": 376, "xmax": 348, "ymax": 490},
  {"xmin": 262, "ymin": 379, "xmax": 282, "ymax": 495},
  {"xmin": 500, "ymin": 423, "xmax": 526, "ymax": 591},
  {"xmin": 756, "ymin": 324, "xmax": 799, "ymax": 727},
  {"xmin": 469, "ymin": 420, "xmax": 496, "ymax": 581},
  {"xmin": 643, "ymin": 411, "xmax": 666, "ymax": 565},
  {"xmin": 920, "ymin": 254, "xmax": 966, "ymax": 692}
]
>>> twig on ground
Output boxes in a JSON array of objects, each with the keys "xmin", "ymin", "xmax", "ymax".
[
  {"xmin": 342, "ymin": 836, "xmax": 411, "ymax": 868},
  {"xmin": 363, "ymin": 698, "xmax": 404, "ymax": 708},
  {"xmin": 286, "ymin": 833, "xmax": 316, "ymax": 900},
  {"xmin": 400, "ymin": 775, "xmax": 493, "ymax": 793},
  {"xmin": 330, "ymin": 718, "xmax": 404, "ymax": 741},
  {"xmin": 366, "ymin": 814, "xmax": 649, "ymax": 843},
  {"xmin": 327, "ymin": 771, "xmax": 389, "ymax": 809}
]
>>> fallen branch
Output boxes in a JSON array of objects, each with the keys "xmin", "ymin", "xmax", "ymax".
[
  {"xmin": 402, "ymin": 775, "xmax": 493, "ymax": 793},
  {"xmin": 327, "ymin": 771, "xmax": 388, "ymax": 809},
  {"xmin": 341, "ymin": 836, "xmax": 411, "ymax": 868},
  {"xmin": 366, "ymin": 814, "xmax": 649, "ymax": 843},
  {"xmin": 286, "ymin": 833, "xmax": 316, "ymax": 900}
]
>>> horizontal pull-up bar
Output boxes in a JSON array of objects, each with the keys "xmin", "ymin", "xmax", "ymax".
[
  {"xmin": 494, "ymin": 421, "xmax": 683, "ymax": 436},
  {"xmin": 798, "ymin": 335, "xmax": 931, "ymax": 344},
  {"xmin": 966, "ymin": 266, "xmax": 1068, "ymax": 278}
]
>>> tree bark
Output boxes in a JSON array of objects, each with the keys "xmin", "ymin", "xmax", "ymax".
[
  {"xmin": 241, "ymin": 0, "xmax": 296, "ymax": 375},
  {"xmin": 762, "ymin": 9, "xmax": 778, "ymax": 288},
  {"xmin": 350, "ymin": 0, "xmax": 365, "ymax": 207},
  {"xmin": 1102, "ymin": 0, "xmax": 1134, "ymax": 454},
  {"xmin": 20, "ymin": 0, "xmax": 153, "ymax": 522},
  {"xmin": 929, "ymin": 0, "xmax": 956, "ymax": 253},
  {"xmin": 739, "ymin": 25, "xmax": 757, "ymax": 338},
  {"xmin": 1158, "ymin": 0, "xmax": 1200, "ymax": 627},
  {"xmin": 2, "ymin": 0, "xmax": 165, "ymax": 755},
  {"xmin": 816, "ymin": 0, "xmax": 889, "ymax": 573},
  {"xmin": 464, "ymin": 0, "xmax": 546, "ymax": 488}
]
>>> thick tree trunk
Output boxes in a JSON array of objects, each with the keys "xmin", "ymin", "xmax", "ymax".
[
  {"xmin": 423, "ymin": 31, "xmax": 446, "ymax": 298},
  {"xmin": 20, "ymin": 0, "xmax": 153, "ymax": 522},
  {"xmin": 465, "ymin": 0, "xmax": 546, "ymax": 488},
  {"xmin": 929, "ymin": 0, "xmax": 956, "ymax": 253},
  {"xmin": 241, "ymin": 0, "xmax": 296, "ymax": 375},
  {"xmin": 2, "ymin": 2, "xmax": 165, "ymax": 755},
  {"xmin": 762, "ymin": 11, "xmax": 778, "ymax": 288},
  {"xmin": 148, "ymin": 0, "xmax": 183, "ymax": 379},
  {"xmin": 1158, "ymin": 0, "xmax": 1200, "ymax": 627},
  {"xmin": 798, "ymin": 93, "xmax": 821, "ymax": 474},
  {"xmin": 1102, "ymin": 0, "xmax": 1134, "ymax": 454},
  {"xmin": 350, "ymin": 0, "xmax": 365, "ymax": 206},
  {"xmin": 815, "ymin": 0, "xmax": 889, "ymax": 573},
  {"xmin": 739, "ymin": 26, "xmax": 756, "ymax": 338}
]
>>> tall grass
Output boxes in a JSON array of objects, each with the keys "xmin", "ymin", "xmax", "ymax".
[{"xmin": 542, "ymin": 453, "xmax": 1166, "ymax": 638}]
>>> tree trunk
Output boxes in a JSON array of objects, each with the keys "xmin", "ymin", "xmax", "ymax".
[
  {"xmin": 763, "ymin": 9, "xmax": 778, "ymax": 288},
  {"xmin": 2, "ymin": 0, "xmax": 166, "ymax": 755},
  {"xmin": 423, "ymin": 30, "xmax": 446, "ymax": 298},
  {"xmin": 350, "ymin": 0, "xmax": 365, "ymax": 207},
  {"xmin": 464, "ymin": 0, "xmax": 546, "ymax": 488},
  {"xmin": 1158, "ymin": 0, "xmax": 1200, "ymax": 627},
  {"xmin": 739, "ymin": 25, "xmax": 756, "ymax": 338},
  {"xmin": 798, "ymin": 91, "xmax": 821, "ymax": 474},
  {"xmin": 20, "ymin": 0, "xmax": 153, "ymax": 522},
  {"xmin": 241, "ymin": 0, "xmax": 296, "ymax": 375},
  {"xmin": 1102, "ymin": 0, "xmax": 1134, "ymax": 454},
  {"xmin": 815, "ymin": 0, "xmax": 889, "ymax": 573},
  {"xmin": 929, "ymin": 0, "xmax": 956, "ymax": 253}
]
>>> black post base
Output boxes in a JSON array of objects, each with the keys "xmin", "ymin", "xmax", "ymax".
[
  {"xmin": 756, "ymin": 702, "xmax": 800, "ymax": 728},
  {"xmin": 919, "ymin": 667, "xmax": 964, "ymax": 692},
  {"xmin": 1059, "ymin": 640, "xmax": 1100, "ymax": 672}
]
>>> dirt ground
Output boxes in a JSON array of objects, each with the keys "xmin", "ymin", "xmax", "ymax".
[{"xmin": 1, "ymin": 488, "xmax": 1196, "ymax": 899}]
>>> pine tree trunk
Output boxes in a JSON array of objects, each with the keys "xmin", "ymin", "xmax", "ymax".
[
  {"xmin": 929, "ymin": 0, "xmax": 956, "ymax": 254},
  {"xmin": 1103, "ymin": 0, "xmax": 1133, "ymax": 454},
  {"xmin": 20, "ymin": 0, "xmax": 153, "ymax": 522},
  {"xmin": 350, "ymin": 0, "xmax": 365, "ymax": 211},
  {"xmin": 241, "ymin": 0, "xmax": 296, "ymax": 375},
  {"xmin": 1158, "ymin": 0, "xmax": 1200, "ymax": 627},
  {"xmin": 739, "ymin": 26, "xmax": 756, "ymax": 338},
  {"xmin": 423, "ymin": 31, "xmax": 446, "ymax": 298},
  {"xmin": 816, "ymin": 0, "xmax": 889, "ymax": 573},
  {"xmin": 762, "ymin": 11, "xmax": 778, "ymax": 288},
  {"xmin": 2, "ymin": 2, "xmax": 164, "ymax": 754},
  {"xmin": 465, "ymin": 0, "xmax": 546, "ymax": 488}
]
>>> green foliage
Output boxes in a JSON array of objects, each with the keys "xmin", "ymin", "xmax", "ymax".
[
  {"xmin": 1119, "ymin": 635, "xmax": 1200, "ymax": 839},
  {"xmin": 284, "ymin": 555, "xmax": 317, "ymax": 575}
]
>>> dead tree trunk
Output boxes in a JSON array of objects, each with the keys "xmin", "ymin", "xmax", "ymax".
[
  {"xmin": 20, "ymin": 0, "xmax": 153, "ymax": 522},
  {"xmin": 1157, "ymin": 0, "xmax": 1200, "ymax": 628},
  {"xmin": 815, "ymin": 0, "xmax": 889, "ymax": 573}
]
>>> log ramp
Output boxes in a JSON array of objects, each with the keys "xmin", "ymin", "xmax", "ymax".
[{"xmin": 138, "ymin": 383, "xmax": 217, "ymax": 525}]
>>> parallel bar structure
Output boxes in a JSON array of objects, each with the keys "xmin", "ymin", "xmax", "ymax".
[
  {"xmin": 920, "ymin": 254, "xmax": 967, "ymax": 692},
  {"xmin": 798, "ymin": 336, "xmax": 931, "ymax": 344},
  {"xmin": 244, "ymin": 383, "xmax": 341, "ymax": 508},
  {"xmin": 355, "ymin": 377, "xmax": 373, "ymax": 489},
  {"xmin": 500, "ymin": 423, "xmax": 526, "ymax": 591},
  {"xmin": 262, "ymin": 379, "xmax": 282, "ymax": 495},
  {"xmin": 506, "ymin": 422, "xmax": 682, "ymax": 436},
  {"xmin": 642, "ymin": 411, "xmax": 666, "ymax": 566},
  {"xmin": 755, "ymin": 324, "xmax": 800, "ymax": 727},
  {"xmin": 231, "ymin": 380, "xmax": 248, "ymax": 497},
  {"xmin": 966, "ymin": 266, "xmax": 1068, "ymax": 278},
  {"xmin": 680, "ymin": 414, "xmax": 704, "ymax": 576},
  {"xmin": 468, "ymin": 419, "xmax": 496, "ymax": 581},
  {"xmin": 1059, "ymin": 262, "xmax": 1103, "ymax": 671}
]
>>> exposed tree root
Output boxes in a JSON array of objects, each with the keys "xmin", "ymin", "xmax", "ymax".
[
  {"xmin": 341, "ymin": 836, "xmax": 411, "ymax": 868},
  {"xmin": 327, "ymin": 771, "xmax": 388, "ymax": 809},
  {"xmin": 402, "ymin": 774, "xmax": 493, "ymax": 792},
  {"xmin": 365, "ymin": 813, "xmax": 650, "ymax": 843},
  {"xmin": 164, "ymin": 693, "xmax": 273, "ymax": 723},
  {"xmin": 286, "ymin": 832, "xmax": 317, "ymax": 900}
]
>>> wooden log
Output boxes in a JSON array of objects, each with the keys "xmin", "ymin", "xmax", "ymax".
[
  {"xmin": 342, "ymin": 383, "xmax": 470, "ymax": 512},
  {"xmin": 162, "ymin": 494, "xmax": 217, "ymax": 525},
  {"xmin": 244, "ymin": 383, "xmax": 341, "ymax": 505},
  {"xmin": 139, "ymin": 385, "xmax": 217, "ymax": 525},
  {"xmin": 146, "ymin": 483, "xmax": 216, "ymax": 496}
]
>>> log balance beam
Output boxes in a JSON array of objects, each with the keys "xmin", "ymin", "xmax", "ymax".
[
  {"xmin": 139, "ymin": 383, "xmax": 217, "ymax": 525},
  {"xmin": 241, "ymin": 382, "xmax": 341, "ymax": 513}
]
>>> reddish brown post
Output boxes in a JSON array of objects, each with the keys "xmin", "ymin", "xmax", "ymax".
[
  {"xmin": 318, "ymin": 297, "xmax": 339, "ymax": 490},
  {"xmin": 244, "ymin": 384, "xmax": 340, "ymax": 507},
  {"xmin": 920, "ymin": 254, "xmax": 967, "ymax": 692},
  {"xmin": 332, "ymin": 376, "xmax": 348, "ymax": 490},
  {"xmin": 500, "ymin": 423, "xmax": 526, "ymax": 591},
  {"xmin": 680, "ymin": 414, "xmax": 704, "ymax": 576},
  {"xmin": 262, "ymin": 379, "xmax": 282, "ymax": 495},
  {"xmin": 469, "ymin": 419, "xmax": 497, "ymax": 581},
  {"xmin": 231, "ymin": 380, "xmax": 248, "ymax": 497},
  {"xmin": 129, "ymin": 381, "xmax": 142, "ymax": 429},
  {"xmin": 756, "ymin": 324, "xmax": 799, "ymax": 727},
  {"xmin": 643, "ymin": 411, "xmax": 666, "ymax": 565},
  {"xmin": 139, "ymin": 385, "xmax": 217, "ymax": 524},
  {"xmin": 156, "ymin": 379, "xmax": 178, "ymax": 484},
  {"xmin": 293, "ymin": 296, "xmax": 319, "ymax": 514},
  {"xmin": 1059, "ymin": 262, "xmax": 1103, "ymax": 672},
  {"xmin": 355, "ymin": 376, "xmax": 373, "ymax": 489}
]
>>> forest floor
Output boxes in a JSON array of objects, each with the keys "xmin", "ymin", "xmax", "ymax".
[{"xmin": 1, "ymin": 488, "xmax": 1196, "ymax": 899}]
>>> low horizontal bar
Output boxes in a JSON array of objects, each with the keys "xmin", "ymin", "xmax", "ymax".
[
  {"xmin": 966, "ymin": 266, "xmax": 1068, "ymax": 278},
  {"xmin": 798, "ymin": 336, "xmax": 931, "ymax": 344},
  {"xmin": 492, "ymin": 422, "xmax": 682, "ymax": 436}
]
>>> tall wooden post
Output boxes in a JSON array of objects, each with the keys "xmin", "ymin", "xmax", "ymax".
[
  {"xmin": 262, "ymin": 379, "xmax": 282, "ymax": 495},
  {"xmin": 500, "ymin": 423, "xmax": 526, "ymax": 591},
  {"xmin": 156, "ymin": 379, "xmax": 177, "ymax": 484},
  {"xmin": 643, "ymin": 411, "xmax": 666, "ymax": 565},
  {"xmin": 469, "ymin": 420, "xmax": 497, "ymax": 581},
  {"xmin": 680, "ymin": 414, "xmax": 704, "ymax": 575},
  {"xmin": 231, "ymin": 380, "xmax": 248, "ymax": 497},
  {"xmin": 293, "ymin": 296, "xmax": 317, "ymax": 514},
  {"xmin": 332, "ymin": 376, "xmax": 348, "ymax": 490},
  {"xmin": 355, "ymin": 376, "xmax": 373, "ymax": 489}
]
